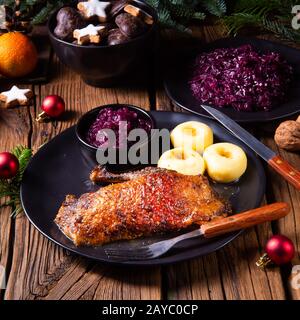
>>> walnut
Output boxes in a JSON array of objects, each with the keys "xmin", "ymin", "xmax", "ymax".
[{"xmin": 274, "ymin": 116, "xmax": 300, "ymax": 151}]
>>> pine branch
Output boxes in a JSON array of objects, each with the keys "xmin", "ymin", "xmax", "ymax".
[
  {"xmin": 157, "ymin": 6, "xmax": 191, "ymax": 32},
  {"xmin": 146, "ymin": 0, "xmax": 208, "ymax": 32},
  {"xmin": 11, "ymin": 146, "xmax": 32, "ymax": 184},
  {"xmin": 262, "ymin": 18, "xmax": 300, "ymax": 42},
  {"xmin": 1, "ymin": 0, "xmax": 298, "ymax": 43},
  {"xmin": 170, "ymin": 4, "xmax": 205, "ymax": 23},
  {"xmin": 223, "ymin": 11, "xmax": 300, "ymax": 42},
  {"xmin": 223, "ymin": 0, "xmax": 300, "ymax": 43},
  {"xmin": 202, "ymin": 0, "xmax": 227, "ymax": 17},
  {"xmin": 0, "ymin": 0, "xmax": 15, "ymax": 6},
  {"xmin": 31, "ymin": 2, "xmax": 54, "ymax": 25},
  {"xmin": 223, "ymin": 13, "xmax": 260, "ymax": 35},
  {"xmin": 0, "ymin": 0, "xmax": 70, "ymax": 29}
]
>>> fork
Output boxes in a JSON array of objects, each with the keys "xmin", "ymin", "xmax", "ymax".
[{"xmin": 104, "ymin": 202, "xmax": 289, "ymax": 261}]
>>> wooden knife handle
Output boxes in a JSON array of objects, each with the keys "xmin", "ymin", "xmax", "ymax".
[
  {"xmin": 201, "ymin": 202, "xmax": 290, "ymax": 239},
  {"xmin": 268, "ymin": 155, "xmax": 300, "ymax": 190}
]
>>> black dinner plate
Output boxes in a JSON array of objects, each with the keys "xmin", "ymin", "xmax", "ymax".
[
  {"xmin": 164, "ymin": 37, "xmax": 300, "ymax": 123},
  {"xmin": 20, "ymin": 111, "xmax": 265, "ymax": 266}
]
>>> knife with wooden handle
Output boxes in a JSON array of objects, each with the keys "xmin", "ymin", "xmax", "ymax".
[
  {"xmin": 201, "ymin": 202, "xmax": 289, "ymax": 238},
  {"xmin": 201, "ymin": 104, "xmax": 300, "ymax": 190}
]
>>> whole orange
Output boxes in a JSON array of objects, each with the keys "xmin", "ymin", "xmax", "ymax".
[{"xmin": 0, "ymin": 32, "xmax": 38, "ymax": 78}]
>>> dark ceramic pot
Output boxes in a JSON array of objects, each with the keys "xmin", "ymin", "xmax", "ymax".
[
  {"xmin": 48, "ymin": 1, "xmax": 158, "ymax": 87},
  {"xmin": 75, "ymin": 104, "xmax": 156, "ymax": 172}
]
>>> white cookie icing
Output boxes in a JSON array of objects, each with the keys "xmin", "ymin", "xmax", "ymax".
[
  {"xmin": 74, "ymin": 24, "xmax": 105, "ymax": 37},
  {"xmin": 0, "ymin": 86, "xmax": 32, "ymax": 103},
  {"xmin": 79, "ymin": 0, "xmax": 110, "ymax": 19}
]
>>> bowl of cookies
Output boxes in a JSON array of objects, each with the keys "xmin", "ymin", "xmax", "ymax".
[{"xmin": 48, "ymin": 0, "xmax": 157, "ymax": 87}]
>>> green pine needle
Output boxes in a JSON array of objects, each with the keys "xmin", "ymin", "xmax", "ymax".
[
  {"xmin": 202, "ymin": 0, "xmax": 227, "ymax": 17},
  {"xmin": 0, "ymin": 146, "xmax": 32, "ymax": 218},
  {"xmin": 31, "ymin": 3, "xmax": 54, "ymax": 25},
  {"xmin": 1, "ymin": 0, "xmax": 298, "ymax": 42},
  {"xmin": 223, "ymin": 13, "xmax": 260, "ymax": 35},
  {"xmin": 0, "ymin": 0, "xmax": 15, "ymax": 6},
  {"xmin": 223, "ymin": 10, "xmax": 300, "ymax": 43},
  {"xmin": 146, "ymin": 0, "xmax": 207, "ymax": 32},
  {"xmin": 0, "ymin": 0, "xmax": 70, "ymax": 26},
  {"xmin": 222, "ymin": 0, "xmax": 300, "ymax": 43}
]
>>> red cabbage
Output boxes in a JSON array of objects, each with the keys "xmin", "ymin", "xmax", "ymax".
[
  {"xmin": 87, "ymin": 107, "xmax": 152, "ymax": 148},
  {"xmin": 190, "ymin": 45, "xmax": 293, "ymax": 112}
]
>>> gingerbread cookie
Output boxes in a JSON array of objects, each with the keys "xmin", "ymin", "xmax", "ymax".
[
  {"xmin": 54, "ymin": 7, "xmax": 86, "ymax": 41},
  {"xmin": 124, "ymin": 4, "xmax": 153, "ymax": 25},
  {"xmin": 0, "ymin": 86, "xmax": 33, "ymax": 108},
  {"xmin": 77, "ymin": 0, "xmax": 111, "ymax": 22},
  {"xmin": 74, "ymin": 24, "xmax": 107, "ymax": 45},
  {"xmin": 115, "ymin": 13, "xmax": 146, "ymax": 38},
  {"xmin": 107, "ymin": 28, "xmax": 129, "ymax": 45}
]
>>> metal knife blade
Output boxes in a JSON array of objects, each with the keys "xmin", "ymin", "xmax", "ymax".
[{"xmin": 200, "ymin": 104, "xmax": 276, "ymax": 161}]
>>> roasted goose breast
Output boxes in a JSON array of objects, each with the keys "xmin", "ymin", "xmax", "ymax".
[{"xmin": 55, "ymin": 167, "xmax": 231, "ymax": 246}]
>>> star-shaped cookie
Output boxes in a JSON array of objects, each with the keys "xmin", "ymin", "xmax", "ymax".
[
  {"xmin": 0, "ymin": 86, "xmax": 33, "ymax": 108},
  {"xmin": 74, "ymin": 24, "xmax": 106, "ymax": 45},
  {"xmin": 78, "ymin": 0, "xmax": 111, "ymax": 22}
]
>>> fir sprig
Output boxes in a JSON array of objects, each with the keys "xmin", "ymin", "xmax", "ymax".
[
  {"xmin": 223, "ymin": 0, "xmax": 300, "ymax": 42},
  {"xmin": 1, "ymin": 0, "xmax": 299, "ymax": 43},
  {"xmin": 202, "ymin": 0, "xmax": 227, "ymax": 17},
  {"xmin": 146, "ymin": 0, "xmax": 299, "ymax": 43},
  {"xmin": 146, "ymin": 0, "xmax": 208, "ymax": 32},
  {"xmin": 0, "ymin": 146, "xmax": 32, "ymax": 218},
  {"xmin": 0, "ymin": 0, "xmax": 70, "ymax": 31}
]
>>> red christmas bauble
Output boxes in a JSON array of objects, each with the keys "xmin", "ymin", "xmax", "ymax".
[
  {"xmin": 0, "ymin": 152, "xmax": 19, "ymax": 179},
  {"xmin": 265, "ymin": 235, "xmax": 295, "ymax": 265},
  {"xmin": 41, "ymin": 95, "xmax": 65, "ymax": 118}
]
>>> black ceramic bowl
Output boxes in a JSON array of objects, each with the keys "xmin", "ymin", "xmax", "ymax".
[
  {"xmin": 48, "ymin": 1, "xmax": 158, "ymax": 87},
  {"xmin": 76, "ymin": 104, "xmax": 156, "ymax": 171}
]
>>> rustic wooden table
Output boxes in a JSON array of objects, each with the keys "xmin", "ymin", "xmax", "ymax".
[{"xmin": 0, "ymin": 25, "xmax": 299, "ymax": 300}]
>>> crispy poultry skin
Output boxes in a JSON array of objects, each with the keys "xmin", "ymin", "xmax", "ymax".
[
  {"xmin": 90, "ymin": 166, "xmax": 169, "ymax": 184},
  {"xmin": 55, "ymin": 167, "xmax": 231, "ymax": 246}
]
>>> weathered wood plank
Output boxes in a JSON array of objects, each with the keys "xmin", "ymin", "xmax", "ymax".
[
  {"xmin": 218, "ymin": 225, "xmax": 286, "ymax": 300},
  {"xmin": 0, "ymin": 85, "xmax": 32, "ymax": 299},
  {"xmin": 0, "ymin": 206, "xmax": 12, "ymax": 299},
  {"xmin": 77, "ymin": 266, "xmax": 161, "ymax": 300},
  {"xmin": 261, "ymin": 134, "xmax": 300, "ymax": 300},
  {"xmin": 4, "ymin": 57, "xmax": 161, "ymax": 300},
  {"xmin": 165, "ymin": 254, "xmax": 225, "ymax": 300}
]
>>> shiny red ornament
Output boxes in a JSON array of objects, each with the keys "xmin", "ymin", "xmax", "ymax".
[
  {"xmin": 265, "ymin": 235, "xmax": 295, "ymax": 265},
  {"xmin": 0, "ymin": 152, "xmax": 19, "ymax": 179},
  {"xmin": 36, "ymin": 95, "xmax": 65, "ymax": 122}
]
